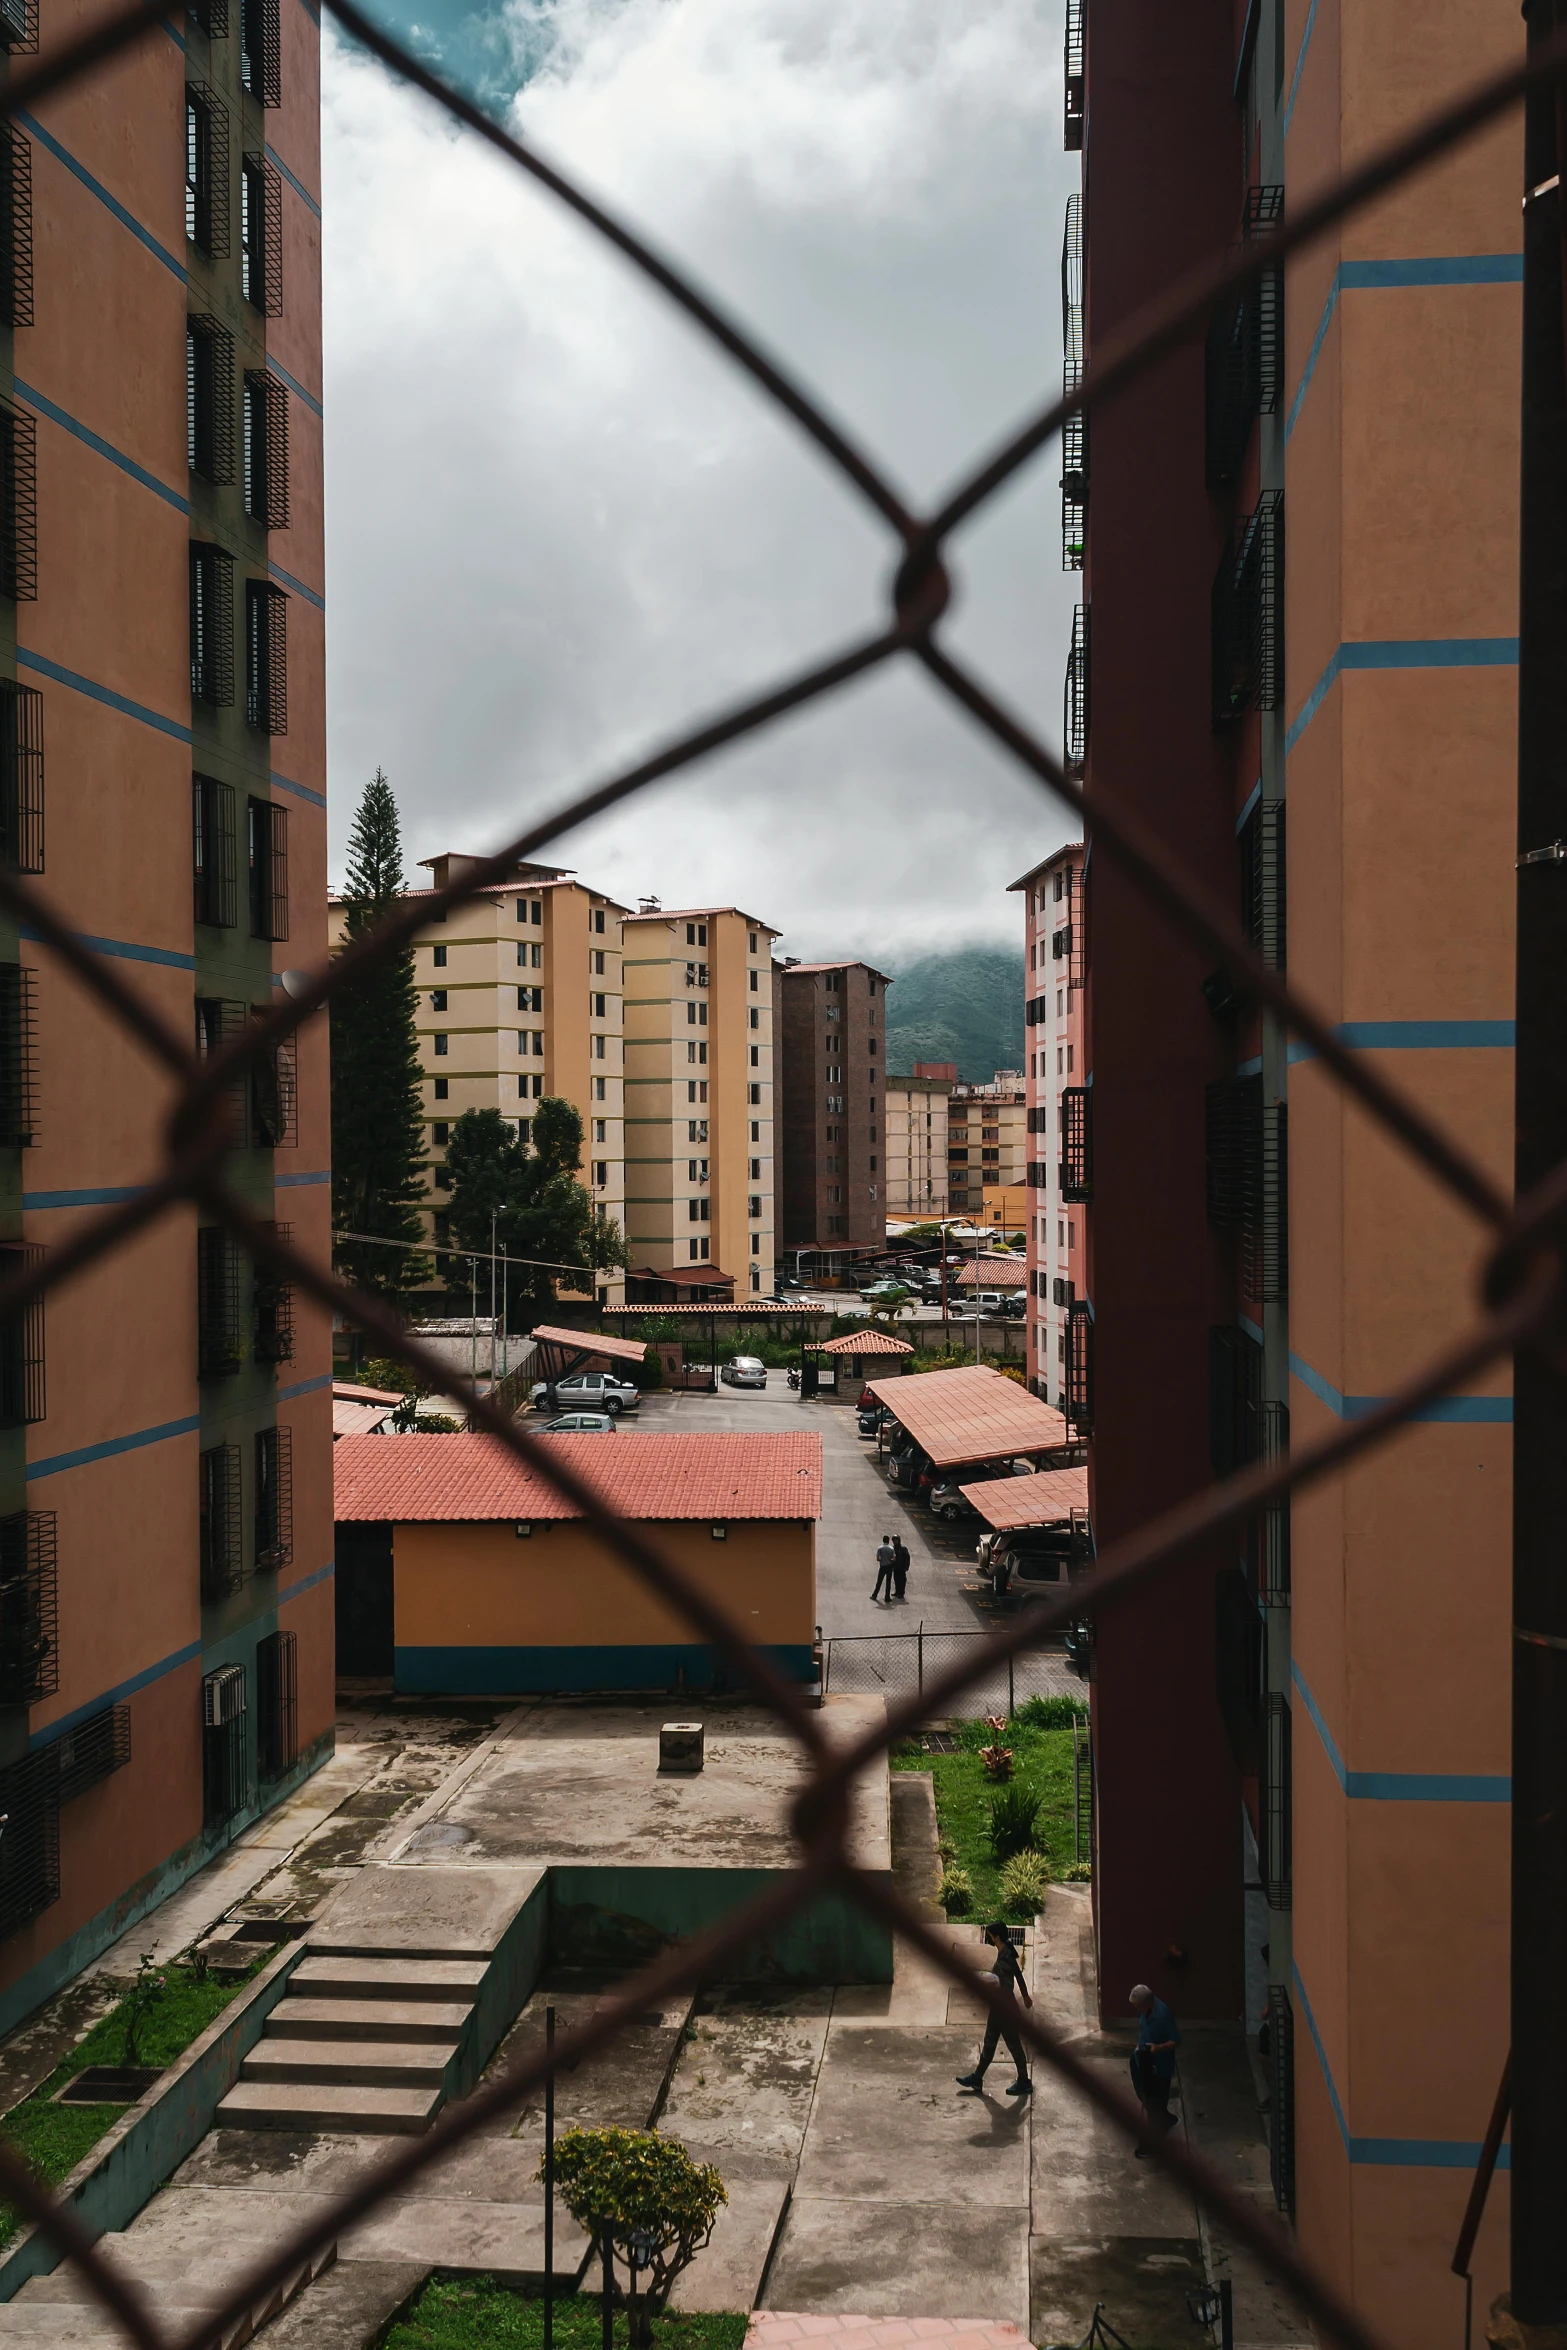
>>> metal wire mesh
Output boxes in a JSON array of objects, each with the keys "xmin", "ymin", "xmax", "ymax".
[{"xmin": 0, "ymin": 8, "xmax": 1563, "ymax": 2349}]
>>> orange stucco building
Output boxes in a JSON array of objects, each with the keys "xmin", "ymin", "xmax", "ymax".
[{"xmin": 0, "ymin": 0, "xmax": 331, "ymax": 2030}]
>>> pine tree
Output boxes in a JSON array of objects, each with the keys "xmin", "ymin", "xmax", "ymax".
[{"xmin": 330, "ymin": 770, "xmax": 430, "ymax": 1305}]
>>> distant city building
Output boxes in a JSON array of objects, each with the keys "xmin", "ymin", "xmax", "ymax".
[
  {"xmin": 1012, "ymin": 847, "xmax": 1085, "ymax": 1404},
  {"xmin": 776, "ymin": 960, "xmax": 892, "ymax": 1258},
  {"xmin": 946, "ymin": 1072, "xmax": 1027, "ymax": 1219},
  {"xmin": 883, "ymin": 1074, "xmax": 950, "ymax": 1217}
]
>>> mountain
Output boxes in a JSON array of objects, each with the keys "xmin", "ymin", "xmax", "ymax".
[{"xmin": 884, "ymin": 945, "xmax": 1026, "ymax": 1083}]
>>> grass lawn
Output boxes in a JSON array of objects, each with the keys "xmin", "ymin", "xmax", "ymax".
[
  {"xmin": 0, "ymin": 1957, "xmax": 268, "ymax": 2248},
  {"xmin": 386, "ymin": 2281, "xmax": 749, "ymax": 2350},
  {"xmin": 891, "ymin": 1703, "xmax": 1090, "ymax": 1918}
]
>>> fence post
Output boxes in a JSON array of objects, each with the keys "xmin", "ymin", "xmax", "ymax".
[
  {"xmin": 1008, "ymin": 1652, "xmax": 1015, "ymax": 1718},
  {"xmin": 918, "ymin": 1620, "xmax": 923, "ymax": 1699},
  {"xmin": 1073, "ymin": 1723, "xmax": 1081, "ymax": 1866}
]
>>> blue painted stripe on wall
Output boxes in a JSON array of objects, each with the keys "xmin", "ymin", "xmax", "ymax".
[
  {"xmin": 18, "ymin": 649, "xmax": 191, "ymax": 744},
  {"xmin": 266, "ymin": 355, "xmax": 322, "ymax": 419},
  {"xmin": 1293, "ymin": 1963, "xmax": 1510, "ymax": 2167},
  {"xmin": 1289, "ymin": 1350, "xmax": 1512, "ymax": 1423},
  {"xmin": 1235, "ymin": 780, "xmax": 1262, "ymax": 833},
  {"xmin": 269, "ymin": 561, "xmax": 324, "ymax": 612},
  {"xmin": 265, "ymin": 142, "xmax": 321, "ymax": 218},
  {"xmin": 1286, "ymin": 257, "xmax": 1522, "ymax": 440},
  {"xmin": 23, "ymin": 1184, "xmax": 148, "ymax": 1209},
  {"xmin": 1291, "ymin": 1660, "xmax": 1510, "ymax": 1802},
  {"xmin": 1234, "ymin": 1056, "xmax": 1262, "ymax": 1080},
  {"xmin": 1288, "ymin": 1020, "xmax": 1515, "ymax": 1067},
  {"xmin": 1286, "ymin": 638, "xmax": 1519, "ymax": 755},
  {"xmin": 277, "ymin": 1373, "xmax": 332, "ymax": 1402},
  {"xmin": 270, "ymin": 769, "xmax": 327, "ymax": 809},
  {"xmin": 18, "ymin": 114, "xmax": 186, "ymax": 281},
  {"xmin": 27, "ymin": 1413, "xmax": 199, "ymax": 1482},
  {"xmin": 1281, "ymin": 0, "xmax": 1320, "ymax": 136},
  {"xmin": 1238, "ymin": 1313, "xmax": 1264, "ymax": 1346},
  {"xmin": 16, "ymin": 382, "xmax": 188, "ymax": 513},
  {"xmin": 276, "ymin": 1169, "xmax": 330, "ymax": 1188},
  {"xmin": 280, "ymin": 1560, "xmax": 334, "ymax": 1601},
  {"xmin": 396, "ymin": 1643, "xmax": 817, "ymax": 1696},
  {"xmin": 161, "ymin": 17, "xmax": 186, "ymax": 46},
  {"xmin": 28, "ymin": 1637, "xmax": 203, "ymax": 1752},
  {"xmin": 20, "ymin": 923, "xmax": 195, "ymax": 971}
]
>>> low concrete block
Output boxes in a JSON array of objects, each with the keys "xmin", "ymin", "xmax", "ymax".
[
  {"xmin": 309, "ymin": 1866, "xmax": 543, "ymax": 1960},
  {"xmin": 765, "ymin": 2199, "xmax": 1030, "ymax": 2328}
]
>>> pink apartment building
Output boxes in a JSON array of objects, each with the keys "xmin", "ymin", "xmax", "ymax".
[{"xmin": 1013, "ymin": 846, "xmax": 1085, "ymax": 1408}]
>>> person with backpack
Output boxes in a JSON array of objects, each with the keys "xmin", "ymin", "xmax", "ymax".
[{"xmin": 871, "ymin": 1534, "xmax": 898, "ymax": 1603}]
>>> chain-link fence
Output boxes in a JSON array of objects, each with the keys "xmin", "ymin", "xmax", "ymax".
[
  {"xmin": 0, "ymin": 7, "xmax": 1563, "ymax": 2349},
  {"xmin": 822, "ymin": 1630, "xmax": 1081, "ymax": 1713}
]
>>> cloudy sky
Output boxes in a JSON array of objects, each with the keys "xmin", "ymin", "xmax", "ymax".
[{"xmin": 321, "ymin": 0, "xmax": 1081, "ymax": 965}]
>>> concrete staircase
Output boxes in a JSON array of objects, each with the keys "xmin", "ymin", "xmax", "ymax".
[{"xmin": 217, "ymin": 1954, "xmax": 487, "ymax": 2133}]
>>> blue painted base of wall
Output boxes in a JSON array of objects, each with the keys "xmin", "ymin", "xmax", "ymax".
[{"xmin": 395, "ymin": 1644, "xmax": 816, "ymax": 1694}]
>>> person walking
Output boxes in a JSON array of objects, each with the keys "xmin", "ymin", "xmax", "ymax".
[
  {"xmin": 956, "ymin": 1922, "xmax": 1033, "ymax": 2097},
  {"xmin": 891, "ymin": 1534, "xmax": 911, "ymax": 1602},
  {"xmin": 871, "ymin": 1534, "xmax": 898, "ymax": 1604},
  {"xmin": 1128, "ymin": 1982, "xmax": 1180, "ymax": 2146}
]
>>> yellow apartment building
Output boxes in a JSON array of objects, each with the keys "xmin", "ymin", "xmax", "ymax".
[
  {"xmin": 947, "ymin": 1074, "xmax": 1027, "ymax": 1217},
  {"xmin": 622, "ymin": 907, "xmax": 778, "ymax": 1299},
  {"xmin": 328, "ymin": 853, "xmax": 629, "ymax": 1305},
  {"xmin": 883, "ymin": 1074, "xmax": 950, "ymax": 1217}
]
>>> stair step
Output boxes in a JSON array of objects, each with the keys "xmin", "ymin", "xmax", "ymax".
[
  {"xmin": 243, "ymin": 2037, "xmax": 454, "ymax": 2089},
  {"xmin": 269, "ymin": 1995, "xmax": 472, "ymax": 2043},
  {"xmin": 291, "ymin": 1954, "xmax": 486, "ymax": 2001},
  {"xmin": 217, "ymin": 2079, "xmax": 442, "ymax": 2133}
]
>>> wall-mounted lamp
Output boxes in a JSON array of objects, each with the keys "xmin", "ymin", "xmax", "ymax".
[
  {"xmin": 711, "ymin": 1524, "xmax": 728, "ymax": 1540},
  {"xmin": 515, "ymin": 1522, "xmax": 532, "ymax": 1539}
]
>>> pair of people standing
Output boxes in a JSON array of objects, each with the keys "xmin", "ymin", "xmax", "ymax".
[{"xmin": 871, "ymin": 1532, "xmax": 910, "ymax": 1603}]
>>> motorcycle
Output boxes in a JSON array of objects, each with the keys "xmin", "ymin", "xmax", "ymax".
[{"xmin": 786, "ymin": 1367, "xmax": 800, "ymax": 1390}]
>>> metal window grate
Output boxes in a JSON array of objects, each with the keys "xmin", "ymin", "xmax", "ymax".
[
  {"xmin": 1065, "ymin": 1298, "xmax": 1093, "ymax": 1434},
  {"xmin": 0, "ymin": 962, "xmax": 37, "ymax": 1147},
  {"xmin": 0, "ymin": 1241, "xmax": 43, "ymax": 1426},
  {"xmin": 1205, "ymin": 1073, "xmax": 1260, "ymax": 1227},
  {"xmin": 0, "ymin": 397, "xmax": 37, "ymax": 603},
  {"xmin": 196, "ymin": 995, "xmax": 250, "ymax": 1145},
  {"xmin": 1204, "ymin": 184, "xmax": 1283, "ymax": 489},
  {"xmin": 253, "ymin": 1219, "xmax": 294, "ymax": 1364},
  {"xmin": 0, "ymin": 678, "xmax": 43, "ymax": 877},
  {"xmin": 0, "ymin": 1508, "xmax": 56, "ymax": 1704},
  {"xmin": 1240, "ymin": 798, "xmax": 1286, "ymax": 970},
  {"xmin": 1243, "ymin": 1101, "xmax": 1288, "ymax": 1304},
  {"xmin": 0, "ymin": 0, "xmax": 36, "ymax": 52},
  {"xmin": 245, "ymin": 579, "xmax": 287, "ymax": 735},
  {"xmin": 191, "ymin": 0, "xmax": 229, "ymax": 32},
  {"xmin": 240, "ymin": 0, "xmax": 282, "ymax": 104},
  {"xmin": 1249, "ymin": 1398, "xmax": 1290, "ymax": 1605},
  {"xmin": 187, "ymin": 314, "xmax": 237, "ymax": 485},
  {"xmin": 242, "ymin": 368, "xmax": 289, "ymax": 530},
  {"xmin": 241, "ymin": 154, "xmax": 284, "ymax": 316},
  {"xmin": 202, "ymin": 1668, "xmax": 249, "ymax": 1828},
  {"xmin": 190, "ymin": 544, "xmax": 236, "ymax": 707},
  {"xmin": 253, "ymin": 1423, "xmax": 293, "ymax": 1570},
  {"xmin": 53, "ymin": 1703, "xmax": 131, "ymax": 1803},
  {"xmin": 0, "ymin": 125, "xmax": 34, "ymax": 328},
  {"xmin": 185, "ymin": 83, "xmax": 231, "ymax": 258},
  {"xmin": 0, "ymin": 1745, "xmax": 59, "ymax": 1937},
  {"xmin": 1211, "ymin": 490, "xmax": 1283, "ymax": 725},
  {"xmin": 256, "ymin": 1627, "xmax": 297, "ymax": 1779},
  {"xmin": 1061, "ymin": 192, "xmax": 1086, "ymax": 568},
  {"xmin": 1207, "ymin": 1320, "xmax": 1262, "ymax": 1481},
  {"xmin": 1262, "ymin": 1691, "xmax": 1292, "ymax": 1909},
  {"xmin": 1058, "ymin": 1085, "xmax": 1091, "ymax": 1200},
  {"xmin": 197, "ymin": 1224, "xmax": 244, "ymax": 1378},
  {"xmin": 1266, "ymin": 1984, "xmax": 1296, "ymax": 2217},
  {"xmin": 199, "ymin": 1441, "xmax": 243, "ymax": 1599},
  {"xmin": 249, "ymin": 1005, "xmax": 297, "ymax": 1148},
  {"xmin": 1063, "ymin": 601, "xmax": 1088, "ymax": 776},
  {"xmin": 193, "ymin": 774, "xmax": 238, "ymax": 928},
  {"xmin": 247, "ymin": 795, "xmax": 289, "ymax": 940},
  {"xmin": 1063, "ymin": 0, "xmax": 1083, "ymax": 149}
]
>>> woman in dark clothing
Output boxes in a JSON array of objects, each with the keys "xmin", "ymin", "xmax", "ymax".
[{"xmin": 956, "ymin": 1921, "xmax": 1033, "ymax": 2096}]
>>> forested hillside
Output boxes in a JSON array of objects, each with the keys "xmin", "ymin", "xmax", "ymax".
[{"xmin": 884, "ymin": 946, "xmax": 1026, "ymax": 1082}]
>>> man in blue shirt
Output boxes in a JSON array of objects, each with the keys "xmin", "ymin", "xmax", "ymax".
[{"xmin": 1129, "ymin": 1982, "xmax": 1180, "ymax": 2144}]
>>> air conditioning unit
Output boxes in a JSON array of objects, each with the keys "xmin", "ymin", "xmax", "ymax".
[{"xmin": 204, "ymin": 1664, "xmax": 246, "ymax": 1726}]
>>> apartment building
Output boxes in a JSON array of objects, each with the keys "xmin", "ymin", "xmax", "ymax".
[
  {"xmin": 883, "ymin": 1072, "xmax": 949, "ymax": 1218},
  {"xmin": 0, "ymin": 0, "xmax": 331, "ymax": 2029},
  {"xmin": 1073, "ymin": 0, "xmax": 1518, "ymax": 2330},
  {"xmin": 776, "ymin": 960, "xmax": 891, "ymax": 1258},
  {"xmin": 946, "ymin": 1074, "xmax": 1027, "ymax": 1219},
  {"xmin": 328, "ymin": 853, "xmax": 629, "ymax": 1306},
  {"xmin": 622, "ymin": 907, "xmax": 777, "ymax": 1298},
  {"xmin": 1013, "ymin": 847, "xmax": 1085, "ymax": 1406}
]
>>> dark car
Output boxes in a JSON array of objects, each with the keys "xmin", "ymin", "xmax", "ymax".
[
  {"xmin": 885, "ymin": 1443, "xmax": 933, "ymax": 1492},
  {"xmin": 857, "ymin": 1401, "xmax": 894, "ymax": 1438}
]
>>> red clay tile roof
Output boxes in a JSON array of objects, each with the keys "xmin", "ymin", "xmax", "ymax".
[
  {"xmin": 334, "ymin": 1430, "xmax": 823, "ymax": 1524},
  {"xmin": 959, "ymin": 1465, "xmax": 1088, "ymax": 1528},
  {"xmin": 529, "ymin": 1324, "xmax": 646, "ymax": 1364},
  {"xmin": 626, "ymin": 1264, "xmax": 734, "ymax": 1287},
  {"xmin": 952, "ymin": 1258, "xmax": 1028, "ymax": 1288},
  {"xmin": 334, "ymin": 1383, "xmax": 405, "ymax": 1405},
  {"xmin": 812, "ymin": 1330, "xmax": 915, "ymax": 1356},
  {"xmin": 861, "ymin": 1365, "xmax": 1071, "ymax": 1468}
]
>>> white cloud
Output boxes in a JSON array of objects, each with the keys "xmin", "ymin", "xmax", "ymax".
[{"xmin": 322, "ymin": 0, "xmax": 1081, "ymax": 962}]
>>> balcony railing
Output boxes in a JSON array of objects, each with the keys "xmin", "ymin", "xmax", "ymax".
[
  {"xmin": 1063, "ymin": 0, "xmax": 1083, "ymax": 148},
  {"xmin": 1204, "ymin": 184, "xmax": 1282, "ymax": 490},
  {"xmin": 1065, "ymin": 1299, "xmax": 1093, "ymax": 1433},
  {"xmin": 1061, "ymin": 193, "xmax": 1085, "ymax": 568},
  {"xmin": 1059, "ymin": 1085, "xmax": 1092, "ymax": 1200},
  {"xmin": 1211, "ymin": 491, "xmax": 1282, "ymax": 727},
  {"xmin": 1240, "ymin": 797, "xmax": 1286, "ymax": 970},
  {"xmin": 1064, "ymin": 602, "xmax": 1088, "ymax": 775}
]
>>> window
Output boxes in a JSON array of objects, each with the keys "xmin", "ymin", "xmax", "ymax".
[
  {"xmin": 202, "ymin": 1663, "xmax": 247, "ymax": 1827},
  {"xmin": 592, "ymin": 1034, "xmax": 606, "ymax": 1059},
  {"xmin": 526, "ymin": 1072, "xmax": 543, "ymax": 1098},
  {"xmin": 750, "ymin": 1120, "xmax": 760, "ymax": 1140},
  {"xmin": 593, "ymin": 1076, "xmax": 606, "ymax": 1101},
  {"xmin": 189, "ymin": 544, "xmax": 234, "ymax": 706},
  {"xmin": 686, "ymin": 922, "xmax": 707, "ymax": 945},
  {"xmin": 518, "ymin": 898, "xmax": 542, "ymax": 925},
  {"xmin": 749, "ymin": 969, "xmax": 758, "ymax": 991},
  {"xmin": 242, "ymin": 368, "xmax": 289, "ymax": 528},
  {"xmin": 518, "ymin": 986, "xmax": 542, "ymax": 1011},
  {"xmin": 0, "ymin": 126, "xmax": 34, "ymax": 332},
  {"xmin": 193, "ymin": 776, "xmax": 236, "ymax": 928},
  {"xmin": 244, "ymin": 579, "xmax": 287, "ymax": 734},
  {"xmin": 239, "ymin": 0, "xmax": 281, "ymax": 103},
  {"xmin": 0, "ymin": 1241, "xmax": 43, "ymax": 1428},
  {"xmin": 748, "ymin": 932, "xmax": 757, "ymax": 952},
  {"xmin": 254, "ymin": 1424, "xmax": 292, "ymax": 1569},
  {"xmin": 594, "ymin": 1119, "xmax": 606, "ymax": 1143},
  {"xmin": 187, "ymin": 315, "xmax": 236, "ymax": 484},
  {"xmin": 433, "ymin": 1033, "xmax": 449, "ymax": 1057},
  {"xmin": 431, "ymin": 990, "xmax": 448, "ymax": 1012},
  {"xmin": 749, "ymin": 1007, "xmax": 759, "ymax": 1029},
  {"xmin": 252, "ymin": 1220, "xmax": 294, "ymax": 1365},
  {"xmin": 592, "ymin": 1160, "xmax": 607, "ymax": 1186},
  {"xmin": 749, "ymin": 1157, "xmax": 760, "ymax": 1179},
  {"xmin": 592, "ymin": 950, "xmax": 606, "ymax": 975},
  {"xmin": 1213, "ymin": 491, "xmax": 1283, "ymax": 726},
  {"xmin": 749, "ymin": 1046, "xmax": 760, "ymax": 1067},
  {"xmin": 517, "ymin": 1119, "xmax": 531, "ymax": 1144},
  {"xmin": 0, "ymin": 972, "xmax": 33, "ymax": 1151},
  {"xmin": 517, "ymin": 939, "xmax": 543, "ymax": 970},
  {"xmin": 256, "ymin": 1628, "xmax": 297, "ymax": 1781},
  {"xmin": 248, "ymin": 1004, "xmax": 297, "ymax": 1148},
  {"xmin": 246, "ymin": 796, "xmax": 288, "ymax": 941},
  {"xmin": 433, "ymin": 944, "xmax": 448, "ymax": 967},
  {"xmin": 198, "ymin": 1443, "xmax": 242, "ymax": 1600},
  {"xmin": 240, "ymin": 153, "xmax": 283, "ymax": 315},
  {"xmin": 185, "ymin": 84, "xmax": 230, "ymax": 256},
  {"xmin": 748, "ymin": 1195, "xmax": 761, "ymax": 1219},
  {"xmin": 591, "ymin": 992, "xmax": 607, "ymax": 1017},
  {"xmin": 698, "ymin": 1081, "xmax": 708, "ymax": 1102},
  {"xmin": 197, "ymin": 1226, "xmax": 243, "ymax": 1378},
  {"xmin": 689, "ymin": 1239, "xmax": 700, "ymax": 1261},
  {"xmin": 592, "ymin": 909, "xmax": 606, "ymax": 934},
  {"xmin": 747, "ymin": 1084, "xmax": 760, "ymax": 1105},
  {"xmin": 0, "ymin": 1510, "xmax": 57, "ymax": 1707},
  {"xmin": 434, "ymin": 1076, "xmax": 448, "ymax": 1100},
  {"xmin": 0, "ymin": 680, "xmax": 42, "ymax": 873}
]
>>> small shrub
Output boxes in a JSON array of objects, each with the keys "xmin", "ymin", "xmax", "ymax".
[
  {"xmin": 1060, "ymin": 1861, "xmax": 1093, "ymax": 1882},
  {"xmin": 546, "ymin": 2128, "xmax": 725, "ymax": 2345},
  {"xmin": 1014, "ymin": 1695, "xmax": 1090, "ymax": 1732},
  {"xmin": 937, "ymin": 1835, "xmax": 957, "ymax": 1861},
  {"xmin": 939, "ymin": 1865, "xmax": 974, "ymax": 1915},
  {"xmin": 978, "ymin": 1744, "xmax": 1013, "ymax": 1780},
  {"xmin": 999, "ymin": 1850, "xmax": 1050, "ymax": 1916},
  {"xmin": 989, "ymin": 1783, "xmax": 1044, "ymax": 1860}
]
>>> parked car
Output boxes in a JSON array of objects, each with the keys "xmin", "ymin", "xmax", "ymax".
[
  {"xmin": 531, "ymin": 1369, "xmax": 640, "ymax": 1415},
  {"xmin": 928, "ymin": 1481, "xmax": 982, "ymax": 1523},
  {"xmin": 977, "ymin": 1522, "xmax": 1084, "ymax": 1581},
  {"xmin": 857, "ymin": 1401, "xmax": 894, "ymax": 1437},
  {"xmin": 721, "ymin": 1356, "xmax": 768, "ymax": 1389},
  {"xmin": 885, "ymin": 1443, "xmax": 933, "ymax": 1492},
  {"xmin": 859, "ymin": 1277, "xmax": 912, "ymax": 1304},
  {"xmin": 542, "ymin": 1412, "xmax": 617, "ymax": 1432},
  {"xmin": 965, "ymin": 1290, "xmax": 1007, "ymax": 1314}
]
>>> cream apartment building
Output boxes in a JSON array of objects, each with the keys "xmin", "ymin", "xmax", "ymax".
[
  {"xmin": 884, "ymin": 1073, "xmax": 950, "ymax": 1217},
  {"xmin": 947, "ymin": 1073, "xmax": 1028, "ymax": 1218},
  {"xmin": 622, "ymin": 907, "xmax": 778, "ymax": 1297}
]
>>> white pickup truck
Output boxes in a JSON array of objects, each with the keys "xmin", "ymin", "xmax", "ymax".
[{"xmin": 531, "ymin": 1369, "xmax": 641, "ymax": 1416}]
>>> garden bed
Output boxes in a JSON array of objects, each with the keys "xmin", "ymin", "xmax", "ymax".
[
  {"xmin": 386, "ymin": 2280, "xmax": 748, "ymax": 2350},
  {"xmin": 890, "ymin": 1699, "xmax": 1090, "ymax": 1918}
]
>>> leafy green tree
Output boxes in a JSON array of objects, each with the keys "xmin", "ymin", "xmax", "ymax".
[
  {"xmin": 544, "ymin": 2127, "xmax": 725, "ymax": 2345},
  {"xmin": 330, "ymin": 771, "xmax": 429, "ymax": 1304},
  {"xmin": 445, "ymin": 1101, "xmax": 628, "ymax": 1321}
]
